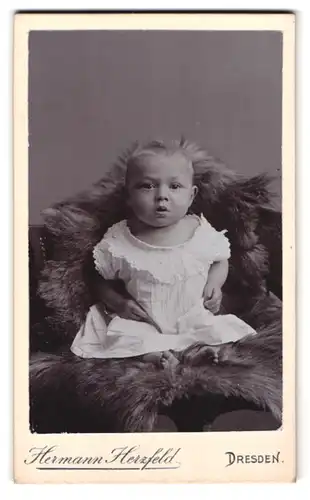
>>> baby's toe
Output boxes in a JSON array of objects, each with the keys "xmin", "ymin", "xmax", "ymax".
[
  {"xmin": 169, "ymin": 355, "xmax": 180, "ymax": 369},
  {"xmin": 212, "ymin": 352, "xmax": 219, "ymax": 364},
  {"xmin": 162, "ymin": 351, "xmax": 179, "ymax": 369}
]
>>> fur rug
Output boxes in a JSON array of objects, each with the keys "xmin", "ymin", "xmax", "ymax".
[
  {"xmin": 30, "ymin": 139, "xmax": 282, "ymax": 433},
  {"xmin": 30, "ymin": 292, "xmax": 282, "ymax": 433}
]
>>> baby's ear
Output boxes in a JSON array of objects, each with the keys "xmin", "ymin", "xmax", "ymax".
[{"xmin": 192, "ymin": 185, "xmax": 198, "ymax": 200}]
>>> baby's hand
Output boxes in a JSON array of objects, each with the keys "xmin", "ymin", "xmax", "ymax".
[
  {"xmin": 118, "ymin": 298, "xmax": 162, "ymax": 333},
  {"xmin": 203, "ymin": 284, "xmax": 222, "ymax": 314}
]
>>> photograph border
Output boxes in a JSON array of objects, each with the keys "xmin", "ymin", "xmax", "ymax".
[{"xmin": 13, "ymin": 12, "xmax": 295, "ymax": 483}]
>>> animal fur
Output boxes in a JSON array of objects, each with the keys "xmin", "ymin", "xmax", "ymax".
[
  {"xmin": 30, "ymin": 293, "xmax": 281, "ymax": 433},
  {"xmin": 30, "ymin": 139, "xmax": 282, "ymax": 432}
]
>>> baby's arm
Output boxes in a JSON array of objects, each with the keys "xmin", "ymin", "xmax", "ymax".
[
  {"xmin": 207, "ymin": 259, "xmax": 229, "ymax": 289},
  {"xmin": 93, "ymin": 238, "xmax": 162, "ymax": 331},
  {"xmin": 95, "ymin": 278, "xmax": 127, "ymax": 313},
  {"xmin": 95, "ymin": 277, "xmax": 162, "ymax": 332},
  {"xmin": 203, "ymin": 259, "xmax": 229, "ymax": 313},
  {"xmin": 95, "ymin": 277, "xmax": 146, "ymax": 320}
]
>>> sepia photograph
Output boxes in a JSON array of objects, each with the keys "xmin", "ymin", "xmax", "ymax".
[
  {"xmin": 13, "ymin": 12, "xmax": 295, "ymax": 483},
  {"xmin": 28, "ymin": 27, "xmax": 283, "ymax": 434}
]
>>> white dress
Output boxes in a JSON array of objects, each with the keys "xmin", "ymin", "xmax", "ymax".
[{"xmin": 71, "ymin": 215, "xmax": 256, "ymax": 359}]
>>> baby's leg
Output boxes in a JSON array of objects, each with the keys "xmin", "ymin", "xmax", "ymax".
[
  {"xmin": 142, "ymin": 351, "xmax": 179, "ymax": 369},
  {"xmin": 204, "ymin": 344, "xmax": 222, "ymax": 364},
  {"xmin": 198, "ymin": 342, "xmax": 252, "ymax": 366},
  {"xmin": 161, "ymin": 350, "xmax": 179, "ymax": 369},
  {"xmin": 142, "ymin": 352, "xmax": 164, "ymax": 366},
  {"xmin": 182, "ymin": 342, "xmax": 235, "ymax": 366}
]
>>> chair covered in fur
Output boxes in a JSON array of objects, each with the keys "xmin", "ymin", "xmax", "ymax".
[{"xmin": 29, "ymin": 140, "xmax": 282, "ymax": 433}]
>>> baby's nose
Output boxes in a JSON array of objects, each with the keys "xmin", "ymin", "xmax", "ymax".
[{"xmin": 156, "ymin": 186, "xmax": 169, "ymax": 200}]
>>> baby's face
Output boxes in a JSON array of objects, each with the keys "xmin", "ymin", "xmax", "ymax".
[{"xmin": 126, "ymin": 153, "xmax": 197, "ymax": 228}]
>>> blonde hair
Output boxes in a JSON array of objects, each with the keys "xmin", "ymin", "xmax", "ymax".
[{"xmin": 125, "ymin": 139, "xmax": 197, "ymax": 185}]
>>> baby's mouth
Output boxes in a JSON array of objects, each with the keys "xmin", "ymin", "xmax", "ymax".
[{"xmin": 155, "ymin": 206, "xmax": 169, "ymax": 213}]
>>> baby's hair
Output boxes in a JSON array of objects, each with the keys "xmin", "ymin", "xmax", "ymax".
[
  {"xmin": 125, "ymin": 139, "xmax": 196, "ymax": 186},
  {"xmin": 122, "ymin": 138, "xmax": 238, "ymax": 180}
]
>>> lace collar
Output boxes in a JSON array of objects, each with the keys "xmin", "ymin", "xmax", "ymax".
[{"xmin": 122, "ymin": 214, "xmax": 203, "ymax": 251}]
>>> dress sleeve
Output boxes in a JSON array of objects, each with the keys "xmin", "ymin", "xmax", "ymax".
[
  {"xmin": 93, "ymin": 239, "xmax": 119, "ymax": 280},
  {"xmin": 202, "ymin": 218, "xmax": 231, "ymax": 262},
  {"xmin": 212, "ymin": 229, "xmax": 231, "ymax": 261}
]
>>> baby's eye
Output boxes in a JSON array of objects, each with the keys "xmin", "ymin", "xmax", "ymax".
[
  {"xmin": 170, "ymin": 182, "xmax": 182, "ymax": 190},
  {"xmin": 138, "ymin": 182, "xmax": 154, "ymax": 190}
]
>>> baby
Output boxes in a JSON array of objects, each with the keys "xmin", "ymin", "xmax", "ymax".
[{"xmin": 71, "ymin": 142, "xmax": 256, "ymax": 367}]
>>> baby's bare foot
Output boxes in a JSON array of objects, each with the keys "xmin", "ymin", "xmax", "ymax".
[
  {"xmin": 208, "ymin": 343, "xmax": 241, "ymax": 365},
  {"xmin": 182, "ymin": 343, "xmax": 222, "ymax": 366},
  {"xmin": 142, "ymin": 352, "xmax": 163, "ymax": 367},
  {"xmin": 217, "ymin": 342, "xmax": 248, "ymax": 366},
  {"xmin": 142, "ymin": 351, "xmax": 180, "ymax": 369},
  {"xmin": 207, "ymin": 345, "xmax": 221, "ymax": 364},
  {"xmin": 161, "ymin": 350, "xmax": 179, "ymax": 369}
]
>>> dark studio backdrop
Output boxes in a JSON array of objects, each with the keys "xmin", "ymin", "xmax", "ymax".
[{"xmin": 28, "ymin": 30, "xmax": 282, "ymax": 225}]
